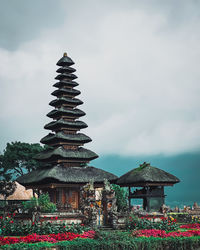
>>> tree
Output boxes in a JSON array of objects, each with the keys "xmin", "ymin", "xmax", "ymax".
[
  {"xmin": 0, "ymin": 141, "xmax": 45, "ymax": 178},
  {"xmin": 111, "ymin": 184, "xmax": 128, "ymax": 212},
  {"xmin": 0, "ymin": 166, "xmax": 16, "ymax": 200},
  {"xmin": 0, "ymin": 167, "xmax": 17, "ymax": 217}
]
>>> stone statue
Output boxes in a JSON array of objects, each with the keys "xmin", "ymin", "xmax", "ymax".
[
  {"xmin": 88, "ymin": 180, "xmax": 94, "ymax": 190},
  {"xmin": 193, "ymin": 202, "xmax": 199, "ymax": 209},
  {"xmin": 104, "ymin": 179, "xmax": 111, "ymax": 192}
]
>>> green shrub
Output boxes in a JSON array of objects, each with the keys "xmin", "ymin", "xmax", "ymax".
[
  {"xmin": 0, "ymin": 215, "xmax": 89, "ymax": 236},
  {"xmin": 111, "ymin": 184, "xmax": 128, "ymax": 212},
  {"xmin": 168, "ymin": 212, "xmax": 200, "ymax": 224},
  {"xmin": 22, "ymin": 199, "xmax": 37, "ymax": 213},
  {"xmin": 22, "ymin": 193, "xmax": 56, "ymax": 213},
  {"xmin": 126, "ymin": 214, "xmax": 179, "ymax": 231}
]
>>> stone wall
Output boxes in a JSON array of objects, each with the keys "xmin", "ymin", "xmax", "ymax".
[{"xmin": 13, "ymin": 212, "xmax": 84, "ymax": 225}]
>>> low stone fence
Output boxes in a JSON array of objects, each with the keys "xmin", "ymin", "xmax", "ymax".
[
  {"xmin": 0, "ymin": 199, "xmax": 29, "ymax": 213},
  {"xmin": 39, "ymin": 212, "xmax": 84, "ymax": 224},
  {"xmin": 189, "ymin": 208, "xmax": 200, "ymax": 216},
  {"xmin": 11, "ymin": 212, "xmax": 85, "ymax": 225},
  {"xmin": 115, "ymin": 213, "xmax": 127, "ymax": 229}
]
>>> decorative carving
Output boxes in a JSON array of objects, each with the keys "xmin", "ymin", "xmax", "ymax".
[
  {"xmin": 102, "ymin": 180, "xmax": 118, "ymax": 228},
  {"xmin": 79, "ymin": 182, "xmax": 97, "ymax": 226},
  {"xmin": 161, "ymin": 204, "xmax": 170, "ymax": 215},
  {"xmin": 193, "ymin": 202, "xmax": 199, "ymax": 209}
]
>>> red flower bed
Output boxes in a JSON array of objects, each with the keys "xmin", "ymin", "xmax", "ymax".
[
  {"xmin": 180, "ymin": 223, "xmax": 200, "ymax": 229},
  {"xmin": 132, "ymin": 229, "xmax": 167, "ymax": 238},
  {"xmin": 0, "ymin": 230, "xmax": 95, "ymax": 246},
  {"xmin": 167, "ymin": 230, "xmax": 200, "ymax": 237},
  {"xmin": 132, "ymin": 229, "xmax": 200, "ymax": 238}
]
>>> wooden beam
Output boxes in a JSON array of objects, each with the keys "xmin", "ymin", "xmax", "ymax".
[
  {"xmin": 25, "ymin": 182, "xmax": 104, "ymax": 190},
  {"xmin": 25, "ymin": 183, "xmax": 81, "ymax": 189}
]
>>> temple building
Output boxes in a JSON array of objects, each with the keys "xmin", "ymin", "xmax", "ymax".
[
  {"xmin": 117, "ymin": 162, "xmax": 180, "ymax": 212},
  {"xmin": 17, "ymin": 53, "xmax": 117, "ymax": 210}
]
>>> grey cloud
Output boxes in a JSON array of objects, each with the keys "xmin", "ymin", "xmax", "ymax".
[
  {"xmin": 0, "ymin": 0, "xmax": 65, "ymax": 50},
  {"xmin": 1, "ymin": 0, "xmax": 200, "ymax": 51}
]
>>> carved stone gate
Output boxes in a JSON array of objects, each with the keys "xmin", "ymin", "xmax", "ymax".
[{"xmin": 80, "ymin": 180, "xmax": 118, "ymax": 227}]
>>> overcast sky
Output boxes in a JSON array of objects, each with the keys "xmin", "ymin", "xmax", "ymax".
[{"xmin": 1, "ymin": 0, "xmax": 200, "ymax": 157}]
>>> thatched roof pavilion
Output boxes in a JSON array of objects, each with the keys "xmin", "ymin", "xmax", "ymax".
[
  {"xmin": 117, "ymin": 162, "xmax": 180, "ymax": 186},
  {"xmin": 117, "ymin": 162, "xmax": 180, "ymax": 212}
]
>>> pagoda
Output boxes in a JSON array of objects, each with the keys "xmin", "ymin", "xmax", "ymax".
[{"xmin": 17, "ymin": 53, "xmax": 117, "ymax": 210}]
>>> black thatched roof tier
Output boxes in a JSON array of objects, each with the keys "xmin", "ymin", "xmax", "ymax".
[
  {"xmin": 57, "ymin": 53, "xmax": 74, "ymax": 67},
  {"xmin": 49, "ymin": 97, "xmax": 83, "ymax": 107},
  {"xmin": 51, "ymin": 88, "xmax": 80, "ymax": 97},
  {"xmin": 53, "ymin": 81, "xmax": 79, "ymax": 88},
  {"xmin": 34, "ymin": 146, "xmax": 98, "ymax": 162},
  {"xmin": 117, "ymin": 162, "xmax": 180, "ymax": 186},
  {"xmin": 40, "ymin": 132, "xmax": 92, "ymax": 145},
  {"xmin": 44, "ymin": 119, "xmax": 88, "ymax": 131},
  {"xmin": 55, "ymin": 73, "xmax": 77, "ymax": 81},
  {"xmin": 47, "ymin": 107, "xmax": 85, "ymax": 119},
  {"xmin": 56, "ymin": 66, "xmax": 76, "ymax": 74},
  {"xmin": 17, "ymin": 165, "xmax": 118, "ymax": 185}
]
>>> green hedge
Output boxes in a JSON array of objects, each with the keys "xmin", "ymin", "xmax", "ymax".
[
  {"xmin": 1, "ymin": 236, "xmax": 200, "ymax": 250},
  {"xmin": 126, "ymin": 214, "xmax": 178, "ymax": 231}
]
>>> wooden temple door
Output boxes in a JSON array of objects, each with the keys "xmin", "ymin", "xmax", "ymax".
[
  {"xmin": 56, "ymin": 188, "xmax": 63, "ymax": 209},
  {"xmin": 68, "ymin": 190, "xmax": 79, "ymax": 209},
  {"xmin": 62, "ymin": 189, "xmax": 66, "ymax": 205},
  {"xmin": 53, "ymin": 188, "xmax": 79, "ymax": 210},
  {"xmin": 71, "ymin": 191, "xmax": 79, "ymax": 209}
]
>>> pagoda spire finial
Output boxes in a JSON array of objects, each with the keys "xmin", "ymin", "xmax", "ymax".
[{"xmin": 63, "ymin": 52, "xmax": 67, "ymax": 57}]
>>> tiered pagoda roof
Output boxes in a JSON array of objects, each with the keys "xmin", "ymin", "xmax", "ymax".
[
  {"xmin": 44, "ymin": 119, "xmax": 88, "ymax": 131},
  {"xmin": 17, "ymin": 53, "xmax": 117, "ymax": 186}
]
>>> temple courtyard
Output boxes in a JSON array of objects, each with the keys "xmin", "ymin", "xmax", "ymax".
[{"xmin": 1, "ymin": 53, "xmax": 200, "ymax": 249}]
